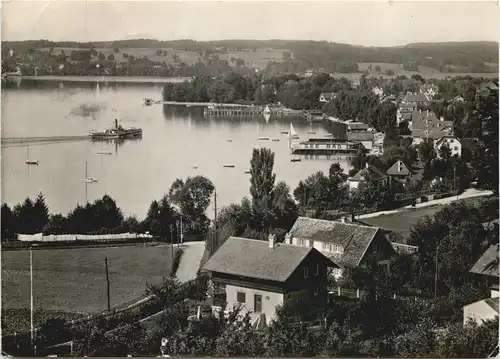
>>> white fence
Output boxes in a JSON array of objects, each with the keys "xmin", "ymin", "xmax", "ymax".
[{"xmin": 17, "ymin": 232, "xmax": 153, "ymax": 242}]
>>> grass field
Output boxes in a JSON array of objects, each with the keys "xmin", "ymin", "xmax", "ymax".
[
  {"xmin": 1, "ymin": 244, "xmax": 175, "ymax": 315},
  {"xmin": 359, "ymin": 196, "xmax": 488, "ymax": 239},
  {"xmin": 42, "ymin": 47, "xmax": 285, "ymax": 70}
]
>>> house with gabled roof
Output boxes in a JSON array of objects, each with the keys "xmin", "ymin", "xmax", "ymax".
[
  {"xmin": 434, "ymin": 135, "xmax": 462, "ymax": 158},
  {"xmin": 285, "ymin": 217, "xmax": 395, "ymax": 280},
  {"xmin": 347, "ymin": 163, "xmax": 388, "ymax": 192},
  {"xmin": 420, "ymin": 84, "xmax": 439, "ymax": 99},
  {"xmin": 463, "ymin": 244, "xmax": 499, "ymax": 326},
  {"xmin": 201, "ymin": 234, "xmax": 337, "ymax": 325},
  {"xmin": 386, "ymin": 160, "xmax": 412, "ymax": 184},
  {"xmin": 401, "ymin": 91, "xmax": 430, "ymax": 106},
  {"xmin": 411, "ymin": 110, "xmax": 454, "ymax": 145}
]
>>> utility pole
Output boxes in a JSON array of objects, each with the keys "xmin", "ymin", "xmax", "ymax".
[
  {"xmin": 170, "ymin": 224, "xmax": 174, "ymax": 260},
  {"xmin": 213, "ymin": 189, "xmax": 218, "ymax": 251},
  {"xmin": 180, "ymin": 216, "xmax": 183, "ymax": 245},
  {"xmin": 30, "ymin": 247, "xmax": 35, "ymax": 355},
  {"xmin": 434, "ymin": 241, "xmax": 438, "ymax": 298},
  {"xmin": 104, "ymin": 257, "xmax": 111, "ymax": 311}
]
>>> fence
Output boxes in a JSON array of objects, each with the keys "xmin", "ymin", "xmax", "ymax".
[{"xmin": 17, "ymin": 232, "xmax": 153, "ymax": 242}]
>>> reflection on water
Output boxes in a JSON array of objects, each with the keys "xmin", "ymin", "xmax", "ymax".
[{"xmin": 2, "ymin": 81, "xmax": 350, "ymax": 219}]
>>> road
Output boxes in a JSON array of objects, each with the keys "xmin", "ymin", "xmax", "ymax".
[{"xmin": 358, "ymin": 188, "xmax": 494, "ymax": 220}]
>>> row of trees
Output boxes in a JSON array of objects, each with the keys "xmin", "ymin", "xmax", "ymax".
[{"xmin": 1, "ymin": 176, "xmax": 215, "ymax": 241}]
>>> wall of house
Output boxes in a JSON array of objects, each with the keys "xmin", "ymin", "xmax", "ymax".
[
  {"xmin": 226, "ymin": 283, "xmax": 284, "ymax": 325},
  {"xmin": 348, "ymin": 179, "xmax": 362, "ymax": 192},
  {"xmin": 436, "ymin": 138, "xmax": 462, "ymax": 157},
  {"xmin": 492, "ymin": 289, "xmax": 499, "ymax": 298},
  {"xmin": 463, "ymin": 300, "xmax": 499, "ymax": 326}
]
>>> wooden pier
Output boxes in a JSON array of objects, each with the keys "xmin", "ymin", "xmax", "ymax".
[{"xmin": 204, "ymin": 105, "xmax": 264, "ymax": 116}]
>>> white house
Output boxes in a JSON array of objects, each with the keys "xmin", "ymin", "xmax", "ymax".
[
  {"xmin": 371, "ymin": 86, "xmax": 384, "ymax": 98},
  {"xmin": 319, "ymin": 92, "xmax": 336, "ymax": 103},
  {"xmin": 420, "ymin": 84, "xmax": 439, "ymax": 99},
  {"xmin": 347, "ymin": 163, "xmax": 388, "ymax": 192},
  {"xmin": 434, "ymin": 135, "xmax": 462, "ymax": 158}
]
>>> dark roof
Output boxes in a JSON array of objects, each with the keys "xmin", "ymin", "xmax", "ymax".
[
  {"xmin": 201, "ymin": 236, "xmax": 335, "ymax": 282},
  {"xmin": 420, "ymin": 84, "xmax": 439, "ymax": 92},
  {"xmin": 288, "ymin": 217, "xmax": 380, "ymax": 267},
  {"xmin": 402, "ymin": 92, "xmax": 429, "ymax": 103},
  {"xmin": 470, "ymin": 244, "xmax": 499, "ymax": 278},
  {"xmin": 484, "ymin": 298, "xmax": 499, "ymax": 313},
  {"xmin": 461, "ymin": 137, "xmax": 480, "ymax": 150},
  {"xmin": 347, "ymin": 131, "xmax": 374, "ymax": 142},
  {"xmin": 412, "ymin": 128, "xmax": 453, "ymax": 140},
  {"xmin": 349, "ymin": 165, "xmax": 387, "ymax": 182},
  {"xmin": 386, "ymin": 160, "xmax": 411, "ymax": 176}
]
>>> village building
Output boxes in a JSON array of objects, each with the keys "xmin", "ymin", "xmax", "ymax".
[
  {"xmin": 319, "ymin": 92, "xmax": 336, "ymax": 103},
  {"xmin": 396, "ymin": 104, "xmax": 416, "ymax": 125},
  {"xmin": 285, "ymin": 217, "xmax": 395, "ymax": 280},
  {"xmin": 401, "ymin": 91, "xmax": 431, "ymax": 107},
  {"xmin": 410, "ymin": 110, "xmax": 453, "ymax": 145},
  {"xmin": 347, "ymin": 121, "xmax": 370, "ymax": 132},
  {"xmin": 463, "ymin": 244, "xmax": 499, "ymax": 326},
  {"xmin": 420, "ymin": 83, "xmax": 439, "ymax": 99},
  {"xmin": 347, "ymin": 163, "xmax": 388, "ymax": 192},
  {"xmin": 434, "ymin": 135, "xmax": 462, "ymax": 158},
  {"xmin": 386, "ymin": 160, "xmax": 412, "ymax": 184},
  {"xmin": 372, "ymin": 86, "xmax": 384, "ymax": 98},
  {"xmin": 347, "ymin": 131, "xmax": 374, "ymax": 152},
  {"xmin": 201, "ymin": 235, "xmax": 337, "ymax": 326}
]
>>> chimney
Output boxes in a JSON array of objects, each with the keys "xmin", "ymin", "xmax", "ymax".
[{"xmin": 269, "ymin": 233, "xmax": 277, "ymax": 249}]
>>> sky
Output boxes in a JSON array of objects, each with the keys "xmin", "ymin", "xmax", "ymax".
[{"xmin": 1, "ymin": 1, "xmax": 499, "ymax": 46}]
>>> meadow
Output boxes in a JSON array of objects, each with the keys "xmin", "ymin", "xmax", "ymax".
[{"xmin": 1, "ymin": 244, "xmax": 175, "ymax": 315}]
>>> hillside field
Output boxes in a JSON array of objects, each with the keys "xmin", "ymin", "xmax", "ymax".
[
  {"xmin": 42, "ymin": 47, "xmax": 286, "ymax": 70},
  {"xmin": 1, "ymin": 244, "xmax": 176, "ymax": 314}
]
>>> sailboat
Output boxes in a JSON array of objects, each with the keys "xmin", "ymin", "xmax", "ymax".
[
  {"xmin": 81, "ymin": 161, "xmax": 98, "ymax": 183},
  {"xmin": 97, "ymin": 142, "xmax": 112, "ymax": 155},
  {"xmin": 25, "ymin": 146, "xmax": 39, "ymax": 165},
  {"xmin": 263, "ymin": 105, "xmax": 272, "ymax": 114},
  {"xmin": 288, "ymin": 123, "xmax": 299, "ymax": 140}
]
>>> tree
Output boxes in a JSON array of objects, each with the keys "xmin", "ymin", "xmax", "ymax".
[
  {"xmin": 385, "ymin": 69, "xmax": 395, "ymax": 76},
  {"xmin": 13, "ymin": 197, "xmax": 36, "ymax": 234},
  {"xmin": 1, "ymin": 203, "xmax": 16, "ymax": 240},
  {"xmin": 43, "ymin": 214, "xmax": 67, "ymax": 235},
  {"xmin": 168, "ymin": 176, "xmax": 215, "ymax": 234},
  {"xmin": 374, "ymin": 65, "xmax": 381, "ymax": 73},
  {"xmin": 113, "ymin": 47, "xmax": 120, "ymax": 53},
  {"xmin": 271, "ymin": 181, "xmax": 298, "ymax": 230},
  {"xmin": 97, "ymin": 52, "xmax": 106, "ymax": 61},
  {"xmin": 249, "ymin": 148, "xmax": 276, "ymax": 206},
  {"xmin": 33, "ymin": 192, "xmax": 50, "ymax": 232},
  {"xmin": 156, "ymin": 49, "xmax": 163, "ymax": 56},
  {"xmin": 107, "ymin": 54, "xmax": 115, "ymax": 61}
]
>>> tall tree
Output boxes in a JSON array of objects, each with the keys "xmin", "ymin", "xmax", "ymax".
[
  {"xmin": 1, "ymin": 203, "xmax": 16, "ymax": 240},
  {"xmin": 249, "ymin": 148, "xmax": 276, "ymax": 206}
]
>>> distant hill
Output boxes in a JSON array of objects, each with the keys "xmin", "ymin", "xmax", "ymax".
[{"xmin": 2, "ymin": 39, "xmax": 498, "ymax": 73}]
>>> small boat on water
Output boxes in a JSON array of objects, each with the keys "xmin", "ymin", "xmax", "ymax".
[
  {"xmin": 227, "ymin": 139, "xmax": 232, "ymax": 142},
  {"xmin": 324, "ymin": 133, "xmax": 333, "ymax": 137},
  {"xmin": 192, "ymin": 166, "xmax": 198, "ymax": 169},
  {"xmin": 271, "ymin": 138, "xmax": 280, "ymax": 142},
  {"xmin": 258, "ymin": 137, "xmax": 269, "ymax": 140},
  {"xmin": 245, "ymin": 170, "xmax": 251, "ymax": 174},
  {"xmin": 81, "ymin": 161, "xmax": 98, "ymax": 183},
  {"xmin": 281, "ymin": 131, "xmax": 289, "ymax": 135},
  {"xmin": 97, "ymin": 151, "xmax": 112, "ymax": 155},
  {"xmin": 25, "ymin": 146, "xmax": 38, "ymax": 166},
  {"xmin": 290, "ymin": 157, "xmax": 302, "ymax": 162},
  {"xmin": 143, "ymin": 98, "xmax": 154, "ymax": 106},
  {"xmin": 223, "ymin": 164, "xmax": 235, "ymax": 168},
  {"xmin": 307, "ymin": 131, "xmax": 316, "ymax": 135},
  {"xmin": 90, "ymin": 119, "xmax": 142, "ymax": 140},
  {"xmin": 288, "ymin": 123, "xmax": 299, "ymax": 139}
]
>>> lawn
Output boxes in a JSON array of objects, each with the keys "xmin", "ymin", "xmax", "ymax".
[
  {"xmin": 359, "ymin": 196, "xmax": 488, "ymax": 240},
  {"xmin": 1, "ymin": 244, "xmax": 175, "ymax": 315}
]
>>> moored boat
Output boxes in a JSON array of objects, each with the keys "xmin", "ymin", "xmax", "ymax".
[{"xmin": 288, "ymin": 123, "xmax": 299, "ymax": 139}]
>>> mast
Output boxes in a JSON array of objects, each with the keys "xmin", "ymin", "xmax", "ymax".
[
  {"xmin": 30, "ymin": 247, "xmax": 34, "ymax": 352},
  {"xmin": 105, "ymin": 257, "xmax": 111, "ymax": 311}
]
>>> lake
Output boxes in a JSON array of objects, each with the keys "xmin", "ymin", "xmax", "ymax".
[{"xmin": 1, "ymin": 80, "xmax": 350, "ymax": 220}]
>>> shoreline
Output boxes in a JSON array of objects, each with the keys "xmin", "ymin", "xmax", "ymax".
[{"xmin": 15, "ymin": 75, "xmax": 193, "ymax": 84}]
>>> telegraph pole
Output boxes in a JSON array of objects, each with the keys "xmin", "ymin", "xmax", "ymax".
[
  {"xmin": 170, "ymin": 224, "xmax": 174, "ymax": 260},
  {"xmin": 213, "ymin": 189, "xmax": 218, "ymax": 252},
  {"xmin": 434, "ymin": 242, "xmax": 438, "ymax": 298},
  {"xmin": 180, "ymin": 216, "xmax": 183, "ymax": 245},
  {"xmin": 104, "ymin": 257, "xmax": 111, "ymax": 311}
]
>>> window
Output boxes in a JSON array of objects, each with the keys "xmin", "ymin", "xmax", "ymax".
[
  {"xmin": 315, "ymin": 264, "xmax": 320, "ymax": 276},
  {"xmin": 314, "ymin": 288, "xmax": 319, "ymax": 296},
  {"xmin": 304, "ymin": 266, "xmax": 309, "ymax": 278},
  {"xmin": 332, "ymin": 244, "xmax": 343, "ymax": 253},
  {"xmin": 373, "ymin": 243, "xmax": 378, "ymax": 253},
  {"xmin": 254, "ymin": 294, "xmax": 262, "ymax": 313},
  {"xmin": 322, "ymin": 242, "xmax": 328, "ymax": 251},
  {"xmin": 454, "ymin": 146, "xmax": 458, "ymax": 151},
  {"xmin": 236, "ymin": 291, "xmax": 246, "ymax": 303},
  {"xmin": 298, "ymin": 238, "xmax": 306, "ymax": 246},
  {"xmin": 315, "ymin": 144, "xmax": 319, "ymax": 149},
  {"xmin": 332, "ymin": 268, "xmax": 342, "ymax": 277}
]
